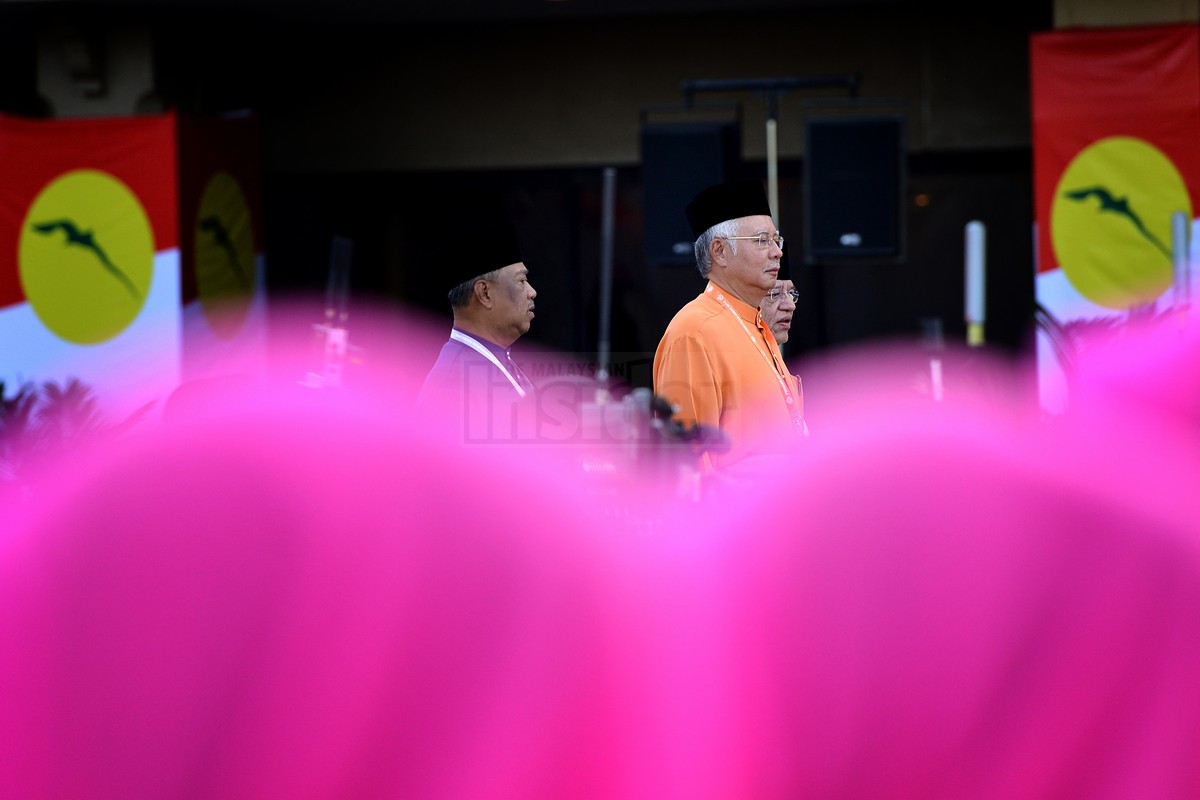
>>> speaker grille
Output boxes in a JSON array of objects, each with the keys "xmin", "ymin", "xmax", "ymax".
[
  {"xmin": 641, "ymin": 122, "xmax": 738, "ymax": 266},
  {"xmin": 803, "ymin": 116, "xmax": 905, "ymax": 262}
]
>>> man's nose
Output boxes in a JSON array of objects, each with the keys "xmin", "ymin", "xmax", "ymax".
[{"xmin": 528, "ymin": 283, "xmax": 537, "ymax": 300}]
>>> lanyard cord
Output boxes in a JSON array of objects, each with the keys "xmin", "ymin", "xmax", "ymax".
[
  {"xmin": 707, "ymin": 284, "xmax": 805, "ymax": 434},
  {"xmin": 450, "ymin": 329, "xmax": 527, "ymax": 398}
]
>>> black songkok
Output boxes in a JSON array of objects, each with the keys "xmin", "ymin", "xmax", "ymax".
[
  {"xmin": 684, "ymin": 180, "xmax": 772, "ymax": 239},
  {"xmin": 445, "ymin": 221, "xmax": 524, "ymax": 291}
]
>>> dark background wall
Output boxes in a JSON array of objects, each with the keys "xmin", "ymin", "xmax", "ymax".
[{"xmin": 3, "ymin": 0, "xmax": 1052, "ymax": 393}]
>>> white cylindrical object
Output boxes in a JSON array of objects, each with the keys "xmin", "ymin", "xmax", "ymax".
[
  {"xmin": 929, "ymin": 357, "xmax": 944, "ymax": 403},
  {"xmin": 965, "ymin": 220, "xmax": 986, "ymax": 324},
  {"xmin": 1172, "ymin": 209, "xmax": 1190, "ymax": 305}
]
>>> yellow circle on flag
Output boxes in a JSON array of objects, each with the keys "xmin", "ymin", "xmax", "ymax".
[
  {"xmin": 19, "ymin": 169, "xmax": 154, "ymax": 344},
  {"xmin": 1051, "ymin": 136, "xmax": 1189, "ymax": 310},
  {"xmin": 194, "ymin": 170, "xmax": 256, "ymax": 339}
]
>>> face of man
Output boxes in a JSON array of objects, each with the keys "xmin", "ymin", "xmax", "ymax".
[
  {"xmin": 487, "ymin": 262, "xmax": 537, "ymax": 346},
  {"xmin": 715, "ymin": 214, "xmax": 782, "ymax": 306},
  {"xmin": 760, "ymin": 279, "xmax": 797, "ymax": 345}
]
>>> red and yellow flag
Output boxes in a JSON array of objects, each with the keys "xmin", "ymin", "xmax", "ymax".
[
  {"xmin": 175, "ymin": 112, "xmax": 268, "ymax": 384},
  {"xmin": 0, "ymin": 113, "xmax": 177, "ymax": 320},
  {"xmin": 1032, "ymin": 24, "xmax": 1200, "ymax": 312},
  {"xmin": 178, "ymin": 112, "xmax": 264, "ymax": 340},
  {"xmin": 1031, "ymin": 25, "xmax": 1200, "ymax": 412},
  {"xmin": 0, "ymin": 111, "xmax": 266, "ymax": 411},
  {"xmin": 0, "ymin": 113, "xmax": 180, "ymax": 420}
]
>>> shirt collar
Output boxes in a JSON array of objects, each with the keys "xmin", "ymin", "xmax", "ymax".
[
  {"xmin": 704, "ymin": 280, "xmax": 763, "ymax": 326},
  {"xmin": 452, "ymin": 327, "xmax": 512, "ymax": 360}
]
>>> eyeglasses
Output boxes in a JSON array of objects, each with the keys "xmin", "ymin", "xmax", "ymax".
[
  {"xmin": 764, "ymin": 287, "xmax": 800, "ymax": 303},
  {"xmin": 723, "ymin": 232, "xmax": 784, "ymax": 249}
]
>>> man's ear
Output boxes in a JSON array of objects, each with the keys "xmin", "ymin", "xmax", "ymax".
[
  {"xmin": 710, "ymin": 237, "xmax": 730, "ymax": 270},
  {"xmin": 473, "ymin": 278, "xmax": 494, "ymax": 309}
]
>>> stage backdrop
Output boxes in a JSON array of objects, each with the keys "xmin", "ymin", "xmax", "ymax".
[
  {"xmin": 1031, "ymin": 24, "xmax": 1200, "ymax": 412},
  {"xmin": 0, "ymin": 111, "xmax": 264, "ymax": 423}
]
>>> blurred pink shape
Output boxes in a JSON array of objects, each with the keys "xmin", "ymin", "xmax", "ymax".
[
  {"xmin": 705, "ymin": 319, "xmax": 1200, "ymax": 798},
  {"xmin": 0, "ymin": 376, "xmax": 718, "ymax": 799},
  {"xmin": 3, "ymin": 306, "xmax": 1199, "ymax": 799}
]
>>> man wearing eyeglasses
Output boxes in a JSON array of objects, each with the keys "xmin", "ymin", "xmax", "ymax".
[
  {"xmin": 653, "ymin": 180, "xmax": 807, "ymax": 474},
  {"xmin": 416, "ymin": 221, "xmax": 537, "ymax": 438},
  {"xmin": 760, "ymin": 282, "xmax": 798, "ymax": 345},
  {"xmin": 759, "ymin": 244, "xmax": 800, "ymax": 346}
]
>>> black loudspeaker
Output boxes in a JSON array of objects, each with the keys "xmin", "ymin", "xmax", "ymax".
[
  {"xmin": 803, "ymin": 116, "xmax": 905, "ymax": 262},
  {"xmin": 641, "ymin": 122, "xmax": 738, "ymax": 265}
]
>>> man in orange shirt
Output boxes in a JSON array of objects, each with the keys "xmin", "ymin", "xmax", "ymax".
[{"xmin": 653, "ymin": 180, "xmax": 807, "ymax": 474}]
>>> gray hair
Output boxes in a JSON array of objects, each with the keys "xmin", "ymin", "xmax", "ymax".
[
  {"xmin": 447, "ymin": 268, "xmax": 500, "ymax": 308},
  {"xmin": 693, "ymin": 219, "xmax": 741, "ymax": 277}
]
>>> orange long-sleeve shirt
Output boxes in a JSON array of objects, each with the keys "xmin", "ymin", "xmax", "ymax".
[{"xmin": 653, "ymin": 281, "xmax": 803, "ymax": 471}]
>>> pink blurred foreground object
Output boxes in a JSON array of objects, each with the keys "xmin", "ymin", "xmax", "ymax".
[
  {"xmin": 707, "ymin": 319, "xmax": 1200, "ymax": 799},
  {"xmin": 2, "ymin": 308, "xmax": 1199, "ymax": 799},
  {"xmin": 0, "ymin": 379, "xmax": 717, "ymax": 799}
]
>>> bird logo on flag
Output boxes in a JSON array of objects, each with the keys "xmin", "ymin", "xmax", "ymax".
[
  {"xmin": 1050, "ymin": 136, "xmax": 1188, "ymax": 309},
  {"xmin": 198, "ymin": 215, "xmax": 250, "ymax": 289},
  {"xmin": 30, "ymin": 218, "xmax": 143, "ymax": 300},
  {"xmin": 193, "ymin": 170, "xmax": 256, "ymax": 339},
  {"xmin": 1061, "ymin": 186, "xmax": 1172, "ymax": 261}
]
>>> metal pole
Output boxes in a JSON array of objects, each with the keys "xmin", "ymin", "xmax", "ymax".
[
  {"xmin": 765, "ymin": 93, "xmax": 780, "ymax": 222},
  {"xmin": 766, "ymin": 117, "xmax": 779, "ymax": 221},
  {"xmin": 597, "ymin": 167, "xmax": 617, "ymax": 383},
  {"xmin": 327, "ymin": 235, "xmax": 353, "ymax": 326},
  {"xmin": 680, "ymin": 75, "xmax": 860, "ymax": 97}
]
